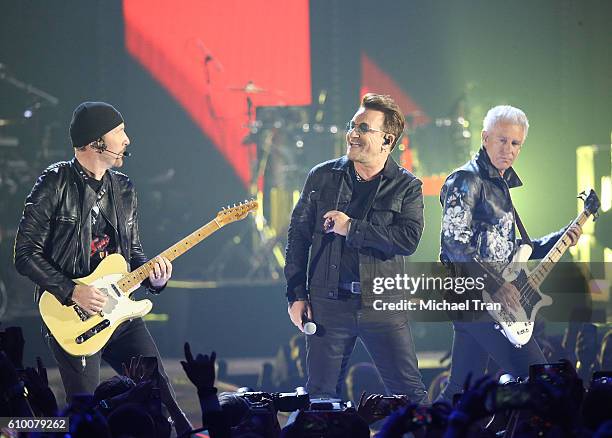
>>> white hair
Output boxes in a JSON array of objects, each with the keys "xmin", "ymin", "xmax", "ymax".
[{"xmin": 482, "ymin": 105, "xmax": 529, "ymax": 137}]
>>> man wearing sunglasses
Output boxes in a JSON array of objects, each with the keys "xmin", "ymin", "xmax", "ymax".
[{"xmin": 284, "ymin": 93, "xmax": 428, "ymax": 403}]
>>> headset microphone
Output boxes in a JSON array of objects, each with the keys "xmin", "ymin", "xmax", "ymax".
[
  {"xmin": 103, "ymin": 149, "xmax": 131, "ymax": 158},
  {"xmin": 93, "ymin": 141, "xmax": 130, "ymax": 158}
]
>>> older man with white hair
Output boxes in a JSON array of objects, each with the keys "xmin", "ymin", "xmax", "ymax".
[{"xmin": 437, "ymin": 105, "xmax": 582, "ymax": 403}]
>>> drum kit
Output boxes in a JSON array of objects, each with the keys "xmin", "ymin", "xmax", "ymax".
[{"xmin": 203, "ymin": 83, "xmax": 345, "ymax": 283}]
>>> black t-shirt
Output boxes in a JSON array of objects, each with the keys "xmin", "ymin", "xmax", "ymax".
[
  {"xmin": 339, "ymin": 164, "xmax": 379, "ymax": 284},
  {"xmin": 86, "ymin": 177, "xmax": 117, "ymax": 270}
]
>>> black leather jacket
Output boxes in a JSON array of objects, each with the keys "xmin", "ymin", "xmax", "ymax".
[
  {"xmin": 440, "ymin": 147, "xmax": 563, "ymax": 280},
  {"xmin": 285, "ymin": 155, "xmax": 424, "ymax": 304},
  {"xmin": 14, "ymin": 158, "xmax": 157, "ymax": 304}
]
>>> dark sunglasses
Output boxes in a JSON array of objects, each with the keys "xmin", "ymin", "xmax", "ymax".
[{"xmin": 345, "ymin": 121, "xmax": 386, "ymax": 135}]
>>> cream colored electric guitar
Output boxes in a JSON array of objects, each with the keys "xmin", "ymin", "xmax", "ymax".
[
  {"xmin": 39, "ymin": 200, "xmax": 258, "ymax": 357},
  {"xmin": 476, "ymin": 190, "xmax": 599, "ymax": 347}
]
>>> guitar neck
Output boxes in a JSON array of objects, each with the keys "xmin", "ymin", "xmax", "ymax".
[
  {"xmin": 117, "ymin": 218, "xmax": 222, "ymax": 293},
  {"xmin": 528, "ymin": 210, "xmax": 590, "ymax": 288}
]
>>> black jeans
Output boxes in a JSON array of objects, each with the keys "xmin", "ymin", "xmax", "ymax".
[
  {"xmin": 46, "ymin": 318, "xmax": 190, "ymax": 430},
  {"xmin": 437, "ymin": 317, "xmax": 546, "ymax": 403},
  {"xmin": 306, "ymin": 294, "xmax": 428, "ymax": 404}
]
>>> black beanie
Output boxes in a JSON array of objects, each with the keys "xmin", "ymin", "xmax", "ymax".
[{"xmin": 70, "ymin": 101, "xmax": 124, "ymax": 148}]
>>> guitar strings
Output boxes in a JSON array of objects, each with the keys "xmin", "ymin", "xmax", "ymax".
[{"xmin": 516, "ymin": 214, "xmax": 587, "ymax": 308}]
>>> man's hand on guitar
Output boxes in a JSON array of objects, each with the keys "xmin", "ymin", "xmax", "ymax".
[
  {"xmin": 72, "ymin": 284, "xmax": 108, "ymax": 315},
  {"xmin": 494, "ymin": 282, "xmax": 521, "ymax": 311},
  {"xmin": 148, "ymin": 256, "xmax": 172, "ymax": 288},
  {"xmin": 567, "ymin": 223, "xmax": 582, "ymax": 246}
]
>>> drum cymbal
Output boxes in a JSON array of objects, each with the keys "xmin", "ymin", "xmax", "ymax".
[{"xmin": 229, "ymin": 81, "xmax": 268, "ymax": 94}]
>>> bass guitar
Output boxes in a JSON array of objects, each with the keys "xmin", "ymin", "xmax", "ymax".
[{"xmin": 476, "ymin": 190, "xmax": 599, "ymax": 347}]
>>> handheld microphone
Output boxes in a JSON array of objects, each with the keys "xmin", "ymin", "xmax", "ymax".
[{"xmin": 303, "ymin": 319, "xmax": 317, "ymax": 335}]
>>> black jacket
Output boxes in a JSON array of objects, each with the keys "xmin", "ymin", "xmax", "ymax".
[
  {"xmin": 14, "ymin": 158, "xmax": 157, "ymax": 304},
  {"xmin": 284, "ymin": 155, "xmax": 424, "ymax": 304},
  {"xmin": 440, "ymin": 147, "xmax": 564, "ymax": 284}
]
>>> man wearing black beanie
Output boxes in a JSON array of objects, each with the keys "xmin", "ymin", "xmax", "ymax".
[{"xmin": 14, "ymin": 101, "xmax": 192, "ymax": 435}]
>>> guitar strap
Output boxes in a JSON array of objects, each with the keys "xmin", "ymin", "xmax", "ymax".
[{"xmin": 513, "ymin": 207, "xmax": 532, "ymax": 248}]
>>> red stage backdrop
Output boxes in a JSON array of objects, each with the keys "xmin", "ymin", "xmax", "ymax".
[{"xmin": 123, "ymin": 0, "xmax": 312, "ymax": 186}]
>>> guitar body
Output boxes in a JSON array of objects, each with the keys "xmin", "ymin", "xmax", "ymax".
[
  {"xmin": 39, "ymin": 254, "xmax": 152, "ymax": 357},
  {"xmin": 37, "ymin": 199, "xmax": 258, "ymax": 357},
  {"xmin": 474, "ymin": 190, "xmax": 599, "ymax": 348},
  {"xmin": 481, "ymin": 244, "xmax": 553, "ymax": 347}
]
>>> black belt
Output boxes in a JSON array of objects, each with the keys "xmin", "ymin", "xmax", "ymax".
[{"xmin": 338, "ymin": 281, "xmax": 361, "ymax": 294}]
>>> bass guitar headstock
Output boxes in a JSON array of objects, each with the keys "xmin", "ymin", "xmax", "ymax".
[{"xmin": 578, "ymin": 189, "xmax": 600, "ymax": 219}]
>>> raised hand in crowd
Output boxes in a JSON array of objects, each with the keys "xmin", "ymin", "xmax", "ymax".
[
  {"xmin": 180, "ymin": 343, "xmax": 229, "ymax": 438},
  {"xmin": 180, "ymin": 342, "xmax": 216, "ymax": 392},
  {"xmin": 357, "ymin": 392, "xmax": 385, "ymax": 425},
  {"xmin": 123, "ymin": 355, "xmax": 152, "ymax": 383},
  {"xmin": 121, "ymin": 354, "xmax": 188, "ymax": 434},
  {"xmin": 100, "ymin": 379, "xmax": 156, "ymax": 413},
  {"xmin": 23, "ymin": 356, "xmax": 57, "ymax": 416}
]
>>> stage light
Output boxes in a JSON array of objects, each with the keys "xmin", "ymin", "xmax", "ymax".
[{"xmin": 601, "ymin": 176, "xmax": 611, "ymax": 212}]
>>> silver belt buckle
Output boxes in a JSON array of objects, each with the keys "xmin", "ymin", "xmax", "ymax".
[{"xmin": 350, "ymin": 282, "xmax": 361, "ymax": 294}]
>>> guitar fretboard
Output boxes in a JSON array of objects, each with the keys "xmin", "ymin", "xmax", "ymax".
[
  {"xmin": 116, "ymin": 219, "xmax": 221, "ymax": 293},
  {"xmin": 528, "ymin": 210, "xmax": 591, "ymax": 288}
]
